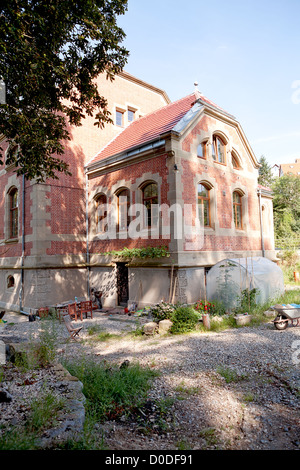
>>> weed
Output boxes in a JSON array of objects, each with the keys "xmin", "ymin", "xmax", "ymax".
[
  {"xmin": 216, "ymin": 365, "xmax": 247, "ymax": 383},
  {"xmin": 174, "ymin": 381, "xmax": 199, "ymax": 396},
  {"xmin": 63, "ymin": 358, "xmax": 158, "ymax": 424},
  {"xmin": 0, "ymin": 391, "xmax": 65, "ymax": 450},
  {"xmin": 199, "ymin": 427, "xmax": 219, "ymax": 447},
  {"xmin": 243, "ymin": 392, "xmax": 256, "ymax": 403},
  {"xmin": 176, "ymin": 439, "xmax": 193, "ymax": 450}
]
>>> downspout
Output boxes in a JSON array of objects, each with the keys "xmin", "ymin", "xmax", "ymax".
[
  {"xmin": 19, "ymin": 174, "xmax": 25, "ymax": 312},
  {"xmin": 258, "ymin": 188, "xmax": 265, "ymax": 257},
  {"xmin": 86, "ymin": 173, "xmax": 90, "ymax": 298}
]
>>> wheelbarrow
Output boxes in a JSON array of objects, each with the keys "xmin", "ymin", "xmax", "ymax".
[{"xmin": 273, "ymin": 304, "xmax": 300, "ymax": 330}]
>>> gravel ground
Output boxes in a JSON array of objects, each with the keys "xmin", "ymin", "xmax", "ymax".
[{"xmin": 0, "ymin": 308, "xmax": 300, "ymax": 450}]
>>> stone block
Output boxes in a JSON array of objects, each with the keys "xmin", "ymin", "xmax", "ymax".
[
  {"xmin": 143, "ymin": 322, "xmax": 158, "ymax": 335},
  {"xmin": 158, "ymin": 319, "xmax": 173, "ymax": 335}
]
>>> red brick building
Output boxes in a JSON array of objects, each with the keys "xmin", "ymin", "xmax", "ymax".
[{"xmin": 0, "ymin": 75, "xmax": 275, "ymax": 313}]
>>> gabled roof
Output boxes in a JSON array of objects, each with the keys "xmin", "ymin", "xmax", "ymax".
[{"xmin": 86, "ymin": 91, "xmax": 232, "ymax": 169}]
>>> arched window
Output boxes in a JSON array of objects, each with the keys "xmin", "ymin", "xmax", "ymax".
[
  {"xmin": 198, "ymin": 183, "xmax": 211, "ymax": 227},
  {"xmin": 95, "ymin": 194, "xmax": 108, "ymax": 233},
  {"xmin": 197, "ymin": 141, "xmax": 207, "ymax": 159},
  {"xmin": 233, "ymin": 191, "xmax": 243, "ymax": 229},
  {"xmin": 212, "ymin": 135, "xmax": 226, "ymax": 164},
  {"xmin": 117, "ymin": 188, "xmax": 130, "ymax": 231},
  {"xmin": 8, "ymin": 187, "xmax": 18, "ymax": 238},
  {"xmin": 142, "ymin": 183, "xmax": 158, "ymax": 228},
  {"xmin": 7, "ymin": 275, "xmax": 15, "ymax": 289},
  {"xmin": 232, "ymin": 153, "xmax": 240, "ymax": 169}
]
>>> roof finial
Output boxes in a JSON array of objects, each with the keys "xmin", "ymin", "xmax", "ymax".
[{"xmin": 194, "ymin": 81, "xmax": 202, "ymax": 98}]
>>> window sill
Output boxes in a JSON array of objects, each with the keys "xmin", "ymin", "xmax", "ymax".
[{"xmin": 4, "ymin": 238, "xmax": 19, "ymax": 244}]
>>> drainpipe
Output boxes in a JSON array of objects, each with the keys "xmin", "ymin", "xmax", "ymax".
[
  {"xmin": 19, "ymin": 174, "xmax": 25, "ymax": 312},
  {"xmin": 85, "ymin": 173, "xmax": 90, "ymax": 298},
  {"xmin": 258, "ymin": 188, "xmax": 265, "ymax": 257}
]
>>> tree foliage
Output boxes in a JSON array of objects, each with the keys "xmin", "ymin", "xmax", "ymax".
[
  {"xmin": 258, "ymin": 155, "xmax": 273, "ymax": 187},
  {"xmin": 0, "ymin": 0, "xmax": 129, "ymax": 181},
  {"xmin": 272, "ymin": 174, "xmax": 300, "ymax": 237}
]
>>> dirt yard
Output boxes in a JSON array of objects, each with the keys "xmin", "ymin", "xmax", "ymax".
[{"xmin": 0, "ymin": 309, "xmax": 299, "ymax": 450}]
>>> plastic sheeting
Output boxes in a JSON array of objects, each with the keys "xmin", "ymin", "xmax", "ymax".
[{"xmin": 206, "ymin": 257, "xmax": 284, "ymax": 311}]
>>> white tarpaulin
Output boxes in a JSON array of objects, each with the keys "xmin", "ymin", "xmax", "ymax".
[{"xmin": 206, "ymin": 257, "xmax": 284, "ymax": 311}]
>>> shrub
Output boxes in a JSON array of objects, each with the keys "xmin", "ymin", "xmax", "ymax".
[
  {"xmin": 170, "ymin": 306, "xmax": 200, "ymax": 334},
  {"xmin": 194, "ymin": 301, "xmax": 212, "ymax": 314},
  {"xmin": 209, "ymin": 300, "xmax": 226, "ymax": 316},
  {"xmin": 150, "ymin": 302, "xmax": 176, "ymax": 321}
]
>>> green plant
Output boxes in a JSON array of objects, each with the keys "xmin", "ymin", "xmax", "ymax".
[
  {"xmin": 170, "ymin": 306, "xmax": 200, "ymax": 334},
  {"xmin": 194, "ymin": 300, "xmax": 212, "ymax": 314},
  {"xmin": 101, "ymin": 246, "xmax": 170, "ymax": 261},
  {"xmin": 0, "ymin": 391, "xmax": 65, "ymax": 450},
  {"xmin": 216, "ymin": 365, "xmax": 247, "ymax": 383},
  {"xmin": 150, "ymin": 302, "xmax": 176, "ymax": 321},
  {"xmin": 63, "ymin": 359, "xmax": 158, "ymax": 423},
  {"xmin": 234, "ymin": 288, "xmax": 258, "ymax": 314}
]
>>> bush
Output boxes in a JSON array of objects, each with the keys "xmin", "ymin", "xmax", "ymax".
[
  {"xmin": 194, "ymin": 299, "xmax": 226, "ymax": 316},
  {"xmin": 170, "ymin": 306, "xmax": 200, "ymax": 334},
  {"xmin": 150, "ymin": 302, "xmax": 176, "ymax": 321},
  {"xmin": 64, "ymin": 359, "xmax": 158, "ymax": 423}
]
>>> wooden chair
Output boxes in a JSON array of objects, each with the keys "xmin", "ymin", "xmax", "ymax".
[
  {"xmin": 38, "ymin": 307, "xmax": 49, "ymax": 318},
  {"xmin": 79, "ymin": 300, "xmax": 93, "ymax": 320},
  {"xmin": 68, "ymin": 303, "xmax": 80, "ymax": 321},
  {"xmin": 56, "ymin": 306, "xmax": 69, "ymax": 322},
  {"xmin": 63, "ymin": 316, "xmax": 82, "ymax": 339}
]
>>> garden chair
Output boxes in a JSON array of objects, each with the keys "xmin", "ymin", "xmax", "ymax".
[
  {"xmin": 68, "ymin": 302, "xmax": 80, "ymax": 321},
  {"xmin": 38, "ymin": 307, "xmax": 49, "ymax": 318},
  {"xmin": 79, "ymin": 300, "xmax": 93, "ymax": 320},
  {"xmin": 63, "ymin": 316, "xmax": 82, "ymax": 339},
  {"xmin": 56, "ymin": 305, "xmax": 69, "ymax": 322}
]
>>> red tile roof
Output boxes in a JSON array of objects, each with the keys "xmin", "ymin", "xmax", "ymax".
[{"xmin": 88, "ymin": 91, "xmax": 228, "ymax": 166}]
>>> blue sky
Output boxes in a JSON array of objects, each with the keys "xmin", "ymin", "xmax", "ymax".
[{"xmin": 118, "ymin": 0, "xmax": 300, "ymax": 167}]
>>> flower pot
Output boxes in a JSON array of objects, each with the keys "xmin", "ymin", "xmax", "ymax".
[
  {"xmin": 234, "ymin": 314, "xmax": 252, "ymax": 326},
  {"xmin": 202, "ymin": 313, "xmax": 211, "ymax": 330}
]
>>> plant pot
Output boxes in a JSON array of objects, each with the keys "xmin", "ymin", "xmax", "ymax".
[
  {"xmin": 202, "ymin": 313, "xmax": 211, "ymax": 330},
  {"xmin": 234, "ymin": 314, "xmax": 252, "ymax": 326}
]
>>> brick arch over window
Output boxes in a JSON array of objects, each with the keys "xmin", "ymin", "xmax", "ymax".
[{"xmin": 231, "ymin": 149, "xmax": 242, "ymax": 169}]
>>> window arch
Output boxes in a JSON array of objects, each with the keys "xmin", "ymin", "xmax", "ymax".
[
  {"xmin": 231, "ymin": 150, "xmax": 241, "ymax": 169},
  {"xmin": 95, "ymin": 193, "xmax": 108, "ymax": 233},
  {"xmin": 8, "ymin": 187, "xmax": 18, "ymax": 238},
  {"xmin": 141, "ymin": 182, "xmax": 158, "ymax": 228},
  {"xmin": 212, "ymin": 134, "xmax": 226, "ymax": 164},
  {"xmin": 233, "ymin": 191, "xmax": 243, "ymax": 229},
  {"xmin": 116, "ymin": 188, "xmax": 130, "ymax": 231},
  {"xmin": 198, "ymin": 183, "xmax": 211, "ymax": 227}
]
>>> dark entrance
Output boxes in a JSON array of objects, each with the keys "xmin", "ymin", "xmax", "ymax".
[{"xmin": 116, "ymin": 263, "xmax": 129, "ymax": 306}]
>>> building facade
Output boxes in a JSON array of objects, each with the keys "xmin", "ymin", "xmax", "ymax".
[
  {"xmin": 0, "ymin": 76, "xmax": 276, "ymax": 313},
  {"xmin": 0, "ymin": 72, "xmax": 170, "ymax": 313}
]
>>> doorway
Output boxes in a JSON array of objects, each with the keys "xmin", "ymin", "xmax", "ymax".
[{"xmin": 116, "ymin": 263, "xmax": 129, "ymax": 306}]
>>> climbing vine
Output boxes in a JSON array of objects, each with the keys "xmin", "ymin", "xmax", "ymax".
[{"xmin": 101, "ymin": 246, "xmax": 170, "ymax": 261}]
